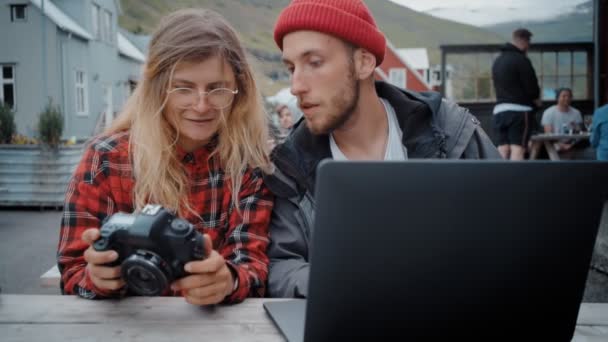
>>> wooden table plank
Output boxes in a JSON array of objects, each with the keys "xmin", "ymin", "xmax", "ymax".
[
  {"xmin": 528, "ymin": 132, "xmax": 591, "ymax": 161},
  {"xmin": 1, "ymin": 295, "xmax": 606, "ymax": 341}
]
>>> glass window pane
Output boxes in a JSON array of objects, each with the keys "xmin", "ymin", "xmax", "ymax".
[
  {"xmin": 557, "ymin": 76, "xmax": 572, "ymax": 90},
  {"xmin": 542, "ymin": 76, "xmax": 558, "ymax": 100},
  {"xmin": 558, "ymin": 52, "xmax": 571, "ymax": 76},
  {"xmin": 477, "ymin": 78, "xmax": 492, "ymax": 100},
  {"xmin": 573, "ymin": 52, "xmax": 587, "ymax": 75},
  {"xmin": 454, "ymin": 79, "xmax": 476, "ymax": 101},
  {"xmin": 573, "ymin": 76, "xmax": 588, "ymax": 99},
  {"xmin": 528, "ymin": 52, "xmax": 541, "ymax": 74},
  {"xmin": 78, "ymin": 89, "xmax": 84, "ymax": 112},
  {"xmin": 17, "ymin": 6, "xmax": 25, "ymax": 19},
  {"xmin": 2, "ymin": 66, "xmax": 13, "ymax": 79},
  {"xmin": 450, "ymin": 77, "xmax": 466, "ymax": 101},
  {"xmin": 478, "ymin": 53, "xmax": 494, "ymax": 77},
  {"xmin": 3, "ymin": 84, "xmax": 14, "ymax": 108},
  {"xmin": 542, "ymin": 53, "xmax": 557, "ymax": 75}
]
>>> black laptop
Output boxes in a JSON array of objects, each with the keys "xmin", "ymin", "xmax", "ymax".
[{"xmin": 264, "ymin": 160, "xmax": 608, "ymax": 341}]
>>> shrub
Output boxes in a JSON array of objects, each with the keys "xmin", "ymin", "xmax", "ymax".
[
  {"xmin": 11, "ymin": 133, "xmax": 37, "ymax": 145},
  {"xmin": 38, "ymin": 98, "xmax": 64, "ymax": 148},
  {"xmin": 0, "ymin": 102, "xmax": 16, "ymax": 144}
]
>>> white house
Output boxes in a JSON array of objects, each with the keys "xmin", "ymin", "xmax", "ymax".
[{"xmin": 0, "ymin": 0, "xmax": 146, "ymax": 140}]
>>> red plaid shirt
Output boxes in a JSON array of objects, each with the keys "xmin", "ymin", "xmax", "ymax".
[{"xmin": 57, "ymin": 131, "xmax": 274, "ymax": 303}]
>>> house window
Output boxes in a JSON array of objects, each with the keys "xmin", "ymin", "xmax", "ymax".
[
  {"xmin": 102, "ymin": 10, "xmax": 113, "ymax": 43},
  {"xmin": 92, "ymin": 5, "xmax": 113, "ymax": 43},
  {"xmin": 388, "ymin": 68, "xmax": 407, "ymax": 89},
  {"xmin": 10, "ymin": 4, "xmax": 27, "ymax": 22},
  {"xmin": 91, "ymin": 4, "xmax": 100, "ymax": 39},
  {"xmin": 1, "ymin": 65, "xmax": 16, "ymax": 110},
  {"xmin": 528, "ymin": 51, "xmax": 590, "ymax": 100},
  {"xmin": 75, "ymin": 71, "xmax": 88, "ymax": 115}
]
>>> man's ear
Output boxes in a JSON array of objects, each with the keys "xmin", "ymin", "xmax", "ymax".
[{"xmin": 354, "ymin": 49, "xmax": 377, "ymax": 80}]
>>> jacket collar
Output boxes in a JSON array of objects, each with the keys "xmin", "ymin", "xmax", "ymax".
[
  {"xmin": 502, "ymin": 42, "xmax": 525, "ymax": 54},
  {"xmin": 270, "ymin": 81, "xmax": 447, "ymax": 196}
]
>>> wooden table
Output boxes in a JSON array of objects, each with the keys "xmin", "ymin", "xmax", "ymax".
[
  {"xmin": 529, "ymin": 132, "xmax": 591, "ymax": 160},
  {"xmin": 1, "ymin": 295, "xmax": 607, "ymax": 341}
]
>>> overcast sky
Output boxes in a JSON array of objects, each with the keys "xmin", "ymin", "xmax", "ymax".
[{"xmin": 388, "ymin": 0, "xmax": 590, "ymax": 26}]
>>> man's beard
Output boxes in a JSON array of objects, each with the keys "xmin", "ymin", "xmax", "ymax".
[{"xmin": 307, "ymin": 66, "xmax": 360, "ymax": 135}]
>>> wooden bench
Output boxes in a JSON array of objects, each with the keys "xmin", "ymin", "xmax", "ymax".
[{"xmin": 40, "ymin": 265, "xmax": 60, "ymax": 288}]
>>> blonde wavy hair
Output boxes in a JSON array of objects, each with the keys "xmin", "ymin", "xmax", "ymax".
[{"xmin": 107, "ymin": 8, "xmax": 272, "ymax": 217}]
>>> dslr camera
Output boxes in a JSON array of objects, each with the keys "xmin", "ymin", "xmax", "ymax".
[{"xmin": 93, "ymin": 204, "xmax": 206, "ymax": 296}]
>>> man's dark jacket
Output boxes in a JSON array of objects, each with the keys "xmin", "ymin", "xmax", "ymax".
[
  {"xmin": 263, "ymin": 81, "xmax": 501, "ymax": 298},
  {"xmin": 492, "ymin": 43, "xmax": 540, "ymax": 108}
]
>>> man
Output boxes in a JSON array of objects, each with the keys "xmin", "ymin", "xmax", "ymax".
[
  {"xmin": 264, "ymin": 0, "xmax": 501, "ymax": 298},
  {"xmin": 541, "ymin": 88, "xmax": 583, "ymax": 135},
  {"xmin": 492, "ymin": 28, "xmax": 541, "ymax": 160},
  {"xmin": 541, "ymin": 87, "xmax": 585, "ymax": 156}
]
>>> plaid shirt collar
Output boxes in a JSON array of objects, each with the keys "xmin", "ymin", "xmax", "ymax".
[{"xmin": 175, "ymin": 134, "xmax": 219, "ymax": 164}]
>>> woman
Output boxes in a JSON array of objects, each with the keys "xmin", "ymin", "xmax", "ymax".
[{"xmin": 57, "ymin": 8, "xmax": 273, "ymax": 305}]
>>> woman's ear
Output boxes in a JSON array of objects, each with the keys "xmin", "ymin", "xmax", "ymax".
[{"xmin": 354, "ymin": 49, "xmax": 377, "ymax": 80}]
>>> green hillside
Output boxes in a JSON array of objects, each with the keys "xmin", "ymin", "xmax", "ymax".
[{"xmin": 118, "ymin": 0, "xmax": 504, "ymax": 95}]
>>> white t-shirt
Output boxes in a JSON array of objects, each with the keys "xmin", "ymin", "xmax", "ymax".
[
  {"xmin": 330, "ymin": 98, "xmax": 408, "ymax": 161},
  {"xmin": 541, "ymin": 105, "xmax": 583, "ymax": 133}
]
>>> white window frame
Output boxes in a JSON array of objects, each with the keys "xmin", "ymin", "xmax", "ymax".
[
  {"xmin": 75, "ymin": 70, "xmax": 88, "ymax": 116},
  {"xmin": 10, "ymin": 4, "xmax": 27, "ymax": 22},
  {"xmin": 388, "ymin": 68, "xmax": 407, "ymax": 89},
  {"xmin": 91, "ymin": 4, "xmax": 100, "ymax": 39},
  {"xmin": 1, "ymin": 65, "xmax": 16, "ymax": 111}
]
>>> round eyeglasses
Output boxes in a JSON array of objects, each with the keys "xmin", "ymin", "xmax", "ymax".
[{"xmin": 167, "ymin": 87, "xmax": 239, "ymax": 110}]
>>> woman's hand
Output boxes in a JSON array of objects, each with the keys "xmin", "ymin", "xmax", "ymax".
[
  {"xmin": 82, "ymin": 228, "xmax": 126, "ymax": 291},
  {"xmin": 170, "ymin": 234, "xmax": 236, "ymax": 305}
]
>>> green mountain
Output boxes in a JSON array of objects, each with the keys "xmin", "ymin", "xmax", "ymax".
[
  {"xmin": 118, "ymin": 0, "xmax": 504, "ymax": 94},
  {"xmin": 485, "ymin": 1, "xmax": 593, "ymax": 43}
]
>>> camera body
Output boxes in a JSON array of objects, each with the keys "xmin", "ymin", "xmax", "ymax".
[{"xmin": 93, "ymin": 204, "xmax": 206, "ymax": 296}]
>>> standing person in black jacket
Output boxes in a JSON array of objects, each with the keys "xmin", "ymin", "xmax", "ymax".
[{"xmin": 492, "ymin": 28, "xmax": 541, "ymax": 160}]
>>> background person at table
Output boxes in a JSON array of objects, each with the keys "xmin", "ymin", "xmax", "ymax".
[
  {"xmin": 541, "ymin": 88, "xmax": 584, "ymax": 152},
  {"xmin": 263, "ymin": 0, "xmax": 500, "ymax": 298},
  {"xmin": 56, "ymin": 9, "xmax": 274, "ymax": 305},
  {"xmin": 591, "ymin": 103, "xmax": 608, "ymax": 161},
  {"xmin": 492, "ymin": 28, "xmax": 541, "ymax": 160}
]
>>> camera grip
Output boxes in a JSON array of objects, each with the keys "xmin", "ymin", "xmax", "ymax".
[
  {"xmin": 92, "ymin": 234, "xmax": 122, "ymax": 267},
  {"xmin": 192, "ymin": 233, "xmax": 206, "ymax": 260}
]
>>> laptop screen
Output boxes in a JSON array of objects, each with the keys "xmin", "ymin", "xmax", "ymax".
[{"xmin": 300, "ymin": 160, "xmax": 608, "ymax": 341}]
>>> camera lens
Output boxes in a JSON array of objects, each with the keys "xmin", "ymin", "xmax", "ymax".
[{"xmin": 121, "ymin": 250, "xmax": 173, "ymax": 296}]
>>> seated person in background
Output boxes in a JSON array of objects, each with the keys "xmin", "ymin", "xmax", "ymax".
[
  {"xmin": 57, "ymin": 8, "xmax": 274, "ymax": 304},
  {"xmin": 591, "ymin": 103, "xmax": 608, "ymax": 161},
  {"xmin": 541, "ymin": 88, "xmax": 583, "ymax": 153},
  {"xmin": 276, "ymin": 104, "xmax": 295, "ymax": 136}
]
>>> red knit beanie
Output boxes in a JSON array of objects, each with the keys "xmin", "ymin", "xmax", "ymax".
[{"xmin": 274, "ymin": 0, "xmax": 386, "ymax": 65}]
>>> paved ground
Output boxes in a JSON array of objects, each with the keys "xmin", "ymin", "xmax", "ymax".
[
  {"xmin": 0, "ymin": 209, "xmax": 62, "ymax": 295},
  {"xmin": 0, "ymin": 209, "xmax": 606, "ymax": 301}
]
